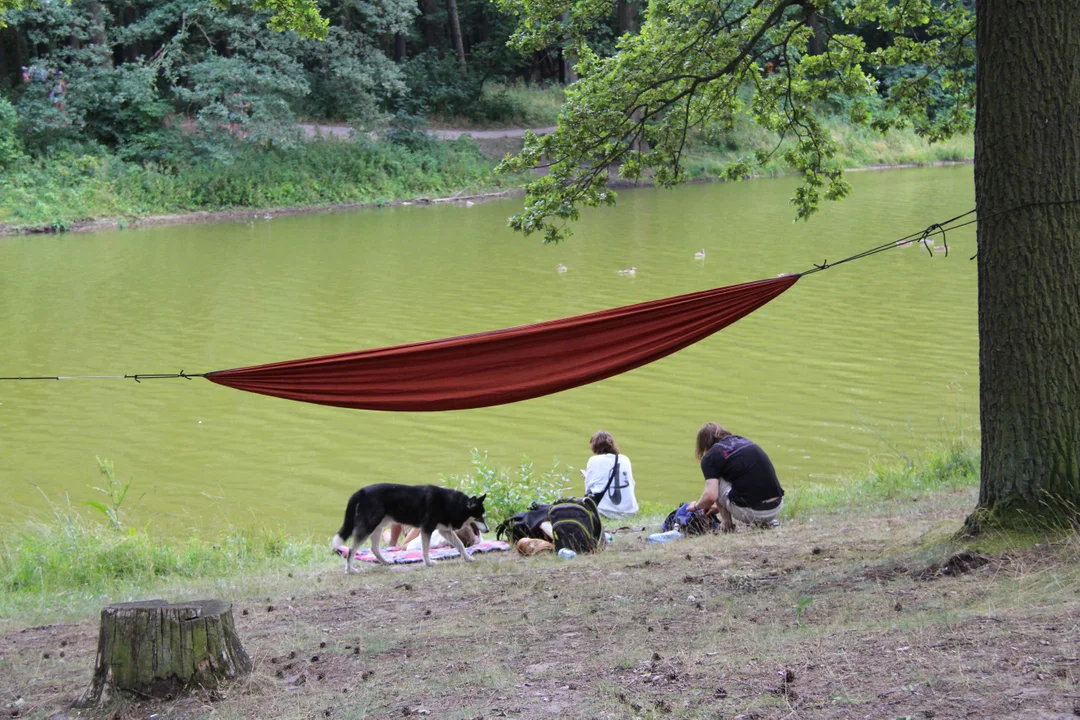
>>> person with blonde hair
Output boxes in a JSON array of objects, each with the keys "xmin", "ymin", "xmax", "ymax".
[
  {"xmin": 687, "ymin": 423, "xmax": 784, "ymax": 531},
  {"xmin": 582, "ymin": 430, "xmax": 639, "ymax": 518}
]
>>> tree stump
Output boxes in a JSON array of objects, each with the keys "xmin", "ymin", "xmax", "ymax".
[{"xmin": 77, "ymin": 599, "xmax": 252, "ymax": 708}]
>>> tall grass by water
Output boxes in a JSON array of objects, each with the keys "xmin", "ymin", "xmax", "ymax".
[
  {"xmin": 0, "ymin": 460, "xmax": 326, "ymax": 620},
  {"xmin": 0, "ymin": 136, "xmax": 510, "ymax": 230},
  {"xmin": 780, "ymin": 436, "xmax": 980, "ymax": 519},
  {"xmin": 683, "ymin": 113, "xmax": 974, "ymax": 180}
]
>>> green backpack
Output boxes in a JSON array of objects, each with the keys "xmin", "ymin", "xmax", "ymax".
[{"xmin": 549, "ymin": 456, "xmax": 618, "ymax": 553}]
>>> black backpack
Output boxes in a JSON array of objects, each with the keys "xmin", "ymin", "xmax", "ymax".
[
  {"xmin": 662, "ymin": 504, "xmax": 721, "ymax": 536},
  {"xmin": 495, "ymin": 456, "xmax": 621, "ymax": 553},
  {"xmin": 495, "ymin": 502, "xmax": 552, "ymax": 543},
  {"xmin": 549, "ymin": 455, "xmax": 620, "ymax": 554}
]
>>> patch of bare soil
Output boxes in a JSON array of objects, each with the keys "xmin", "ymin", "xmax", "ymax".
[{"xmin": 3, "ymin": 495, "xmax": 1078, "ymax": 719}]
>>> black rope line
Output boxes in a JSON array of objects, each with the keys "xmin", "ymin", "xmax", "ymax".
[
  {"xmin": 800, "ymin": 197, "xmax": 1080, "ymax": 276},
  {"xmin": 799, "ymin": 207, "xmax": 973, "ymax": 276},
  {"xmin": 0, "ymin": 370, "xmax": 206, "ymax": 382}
]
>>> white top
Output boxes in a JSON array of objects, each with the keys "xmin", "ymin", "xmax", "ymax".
[{"xmin": 584, "ymin": 453, "xmax": 639, "ymax": 518}]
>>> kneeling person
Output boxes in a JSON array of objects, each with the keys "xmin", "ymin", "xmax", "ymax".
[{"xmin": 688, "ymin": 423, "xmax": 784, "ymax": 531}]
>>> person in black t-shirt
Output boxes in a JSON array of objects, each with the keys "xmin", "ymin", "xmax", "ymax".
[{"xmin": 687, "ymin": 422, "xmax": 784, "ymax": 532}]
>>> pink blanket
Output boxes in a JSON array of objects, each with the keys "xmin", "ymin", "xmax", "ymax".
[{"xmin": 334, "ymin": 539, "xmax": 510, "ymax": 564}]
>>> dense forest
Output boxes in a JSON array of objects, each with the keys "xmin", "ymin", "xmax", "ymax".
[
  {"xmin": 0, "ymin": 0, "xmax": 973, "ymax": 229},
  {"xmin": 0, "ymin": 0, "xmax": 602, "ymax": 160}
]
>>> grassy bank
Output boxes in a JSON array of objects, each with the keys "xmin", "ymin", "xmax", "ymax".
[
  {"xmin": 0, "ymin": 93, "xmax": 974, "ymax": 234},
  {"xmin": 683, "ymin": 113, "xmax": 974, "ymax": 180},
  {"xmin": 0, "ymin": 437, "xmax": 977, "ymax": 623},
  {"xmin": 0, "ymin": 135, "xmax": 516, "ymax": 232},
  {"xmin": 4, "ymin": 436, "xmax": 1079, "ymax": 719}
]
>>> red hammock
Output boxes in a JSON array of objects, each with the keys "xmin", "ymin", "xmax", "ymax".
[{"xmin": 205, "ymin": 275, "xmax": 799, "ymax": 411}]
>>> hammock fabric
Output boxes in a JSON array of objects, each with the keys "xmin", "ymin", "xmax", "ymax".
[{"xmin": 206, "ymin": 275, "xmax": 799, "ymax": 411}]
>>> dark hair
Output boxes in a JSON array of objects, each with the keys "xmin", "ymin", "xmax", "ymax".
[
  {"xmin": 695, "ymin": 422, "xmax": 732, "ymax": 460},
  {"xmin": 590, "ymin": 430, "xmax": 620, "ymax": 455}
]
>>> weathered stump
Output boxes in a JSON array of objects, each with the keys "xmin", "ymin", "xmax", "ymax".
[{"xmin": 77, "ymin": 599, "xmax": 252, "ymax": 708}]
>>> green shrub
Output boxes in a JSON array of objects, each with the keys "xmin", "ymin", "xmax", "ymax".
[
  {"xmin": 0, "ymin": 97, "xmax": 23, "ymax": 169},
  {"xmin": 0, "ymin": 461, "xmax": 324, "ymax": 616},
  {"xmin": 441, "ymin": 450, "xmax": 573, "ymax": 527}
]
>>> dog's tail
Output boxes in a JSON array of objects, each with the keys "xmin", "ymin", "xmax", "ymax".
[{"xmin": 331, "ymin": 490, "xmax": 361, "ymax": 550}]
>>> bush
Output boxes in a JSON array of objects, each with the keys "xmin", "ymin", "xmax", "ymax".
[
  {"xmin": 401, "ymin": 49, "xmax": 482, "ymax": 118},
  {"xmin": 0, "ymin": 97, "xmax": 23, "ymax": 168},
  {"xmin": 442, "ymin": 450, "xmax": 573, "ymax": 526}
]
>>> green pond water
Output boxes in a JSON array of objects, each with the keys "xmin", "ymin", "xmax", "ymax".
[{"xmin": 0, "ymin": 165, "xmax": 978, "ymax": 537}]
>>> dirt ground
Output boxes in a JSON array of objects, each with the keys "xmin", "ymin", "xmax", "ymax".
[{"xmin": 3, "ymin": 487, "xmax": 1078, "ymax": 720}]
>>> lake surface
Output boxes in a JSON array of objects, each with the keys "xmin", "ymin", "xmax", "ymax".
[{"xmin": 0, "ymin": 166, "xmax": 978, "ymax": 536}]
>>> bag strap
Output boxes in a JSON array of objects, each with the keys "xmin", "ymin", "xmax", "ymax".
[{"xmin": 588, "ymin": 455, "xmax": 620, "ymax": 504}]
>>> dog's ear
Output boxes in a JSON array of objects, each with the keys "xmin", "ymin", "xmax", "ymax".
[{"xmin": 475, "ymin": 493, "xmax": 487, "ymax": 504}]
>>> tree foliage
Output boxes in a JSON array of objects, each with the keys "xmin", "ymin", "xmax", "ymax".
[
  {"xmin": 0, "ymin": 0, "xmax": 576, "ymax": 160},
  {"xmin": 4, "ymin": 0, "xmax": 410, "ymax": 158},
  {"xmin": 496, "ymin": 0, "xmax": 975, "ymax": 242},
  {"xmin": 0, "ymin": 0, "xmax": 329, "ymax": 38}
]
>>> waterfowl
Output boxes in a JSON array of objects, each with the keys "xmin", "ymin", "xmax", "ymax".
[
  {"xmin": 557, "ymin": 263, "xmax": 568, "ymax": 273},
  {"xmin": 617, "ymin": 267, "xmax": 637, "ymax": 276},
  {"xmin": 694, "ymin": 248, "xmax": 706, "ymax": 259}
]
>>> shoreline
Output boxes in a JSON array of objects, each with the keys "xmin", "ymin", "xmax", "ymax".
[{"xmin": 0, "ymin": 158, "xmax": 973, "ymax": 237}]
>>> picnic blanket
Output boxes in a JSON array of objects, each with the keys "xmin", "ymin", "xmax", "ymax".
[{"xmin": 334, "ymin": 539, "xmax": 510, "ymax": 564}]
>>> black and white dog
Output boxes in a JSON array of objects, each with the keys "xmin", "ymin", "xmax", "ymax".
[{"xmin": 332, "ymin": 484, "xmax": 489, "ymax": 573}]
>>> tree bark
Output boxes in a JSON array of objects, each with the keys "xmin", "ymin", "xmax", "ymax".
[
  {"xmin": 615, "ymin": 0, "xmax": 639, "ymax": 35},
  {"xmin": 616, "ymin": 2, "xmax": 646, "ymax": 153},
  {"xmin": 77, "ymin": 600, "xmax": 252, "ymax": 709},
  {"xmin": 445, "ymin": 0, "xmax": 466, "ymax": 69},
  {"xmin": 122, "ymin": 7, "xmax": 138, "ymax": 63},
  {"xmin": 972, "ymin": 0, "xmax": 1080, "ymax": 525},
  {"xmin": 801, "ymin": 4, "xmax": 825, "ymax": 56},
  {"xmin": 418, "ymin": 0, "xmax": 441, "ymax": 48},
  {"xmin": 394, "ymin": 32, "xmax": 407, "ymax": 63},
  {"xmin": 87, "ymin": 0, "xmax": 107, "ymax": 47}
]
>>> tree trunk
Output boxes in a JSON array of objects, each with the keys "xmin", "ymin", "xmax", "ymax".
[
  {"xmin": 616, "ymin": 0, "xmax": 639, "ymax": 35},
  {"xmin": 88, "ymin": 0, "xmax": 107, "ymax": 47},
  {"xmin": 971, "ymin": 0, "xmax": 1080, "ymax": 526},
  {"xmin": 418, "ymin": 0, "xmax": 441, "ymax": 48},
  {"xmin": 394, "ymin": 32, "xmax": 407, "ymax": 63},
  {"xmin": 616, "ymin": 1, "xmax": 647, "ymax": 152},
  {"xmin": 801, "ymin": 4, "xmax": 825, "ymax": 56},
  {"xmin": 77, "ymin": 600, "xmax": 252, "ymax": 708},
  {"xmin": 445, "ymin": 0, "xmax": 466, "ymax": 69},
  {"xmin": 122, "ymin": 7, "xmax": 138, "ymax": 63}
]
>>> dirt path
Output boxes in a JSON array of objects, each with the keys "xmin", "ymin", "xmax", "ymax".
[
  {"xmin": 4, "ymin": 488, "xmax": 1078, "ymax": 720},
  {"xmin": 297, "ymin": 123, "xmax": 557, "ymax": 141}
]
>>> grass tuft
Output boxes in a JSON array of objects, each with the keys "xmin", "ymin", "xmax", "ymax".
[
  {"xmin": 781, "ymin": 436, "xmax": 979, "ymax": 519},
  {"xmin": 0, "ymin": 494, "xmax": 324, "ymax": 619}
]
